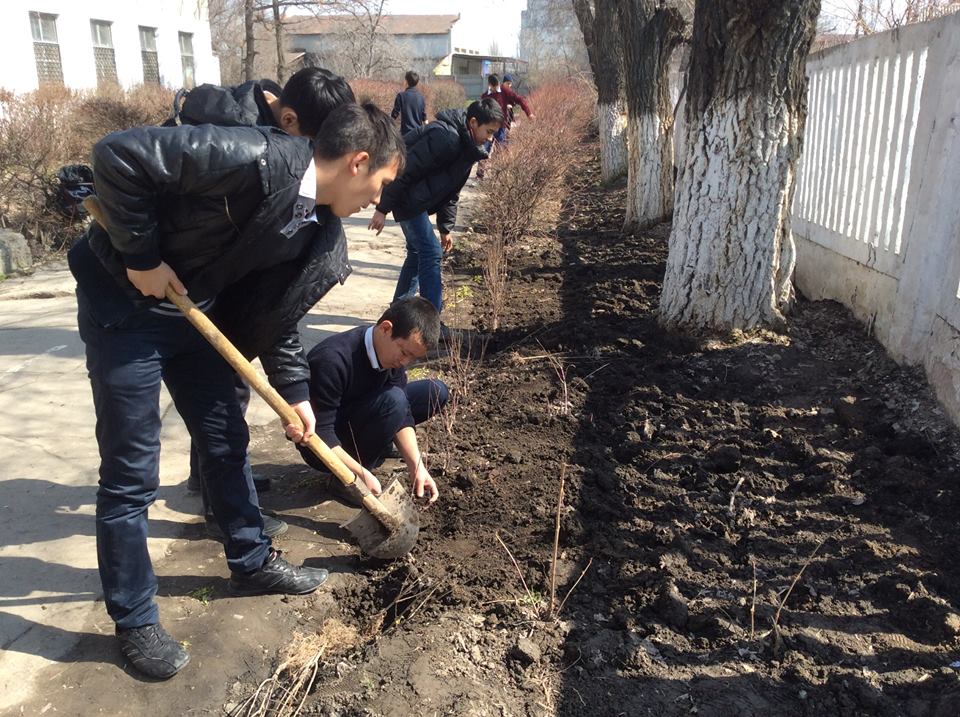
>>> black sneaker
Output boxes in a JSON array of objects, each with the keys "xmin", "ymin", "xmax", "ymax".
[
  {"xmin": 205, "ymin": 512, "xmax": 288, "ymax": 541},
  {"xmin": 116, "ymin": 623, "xmax": 190, "ymax": 679},
  {"xmin": 228, "ymin": 550, "xmax": 329, "ymax": 597}
]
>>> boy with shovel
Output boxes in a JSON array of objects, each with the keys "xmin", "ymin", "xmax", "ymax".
[{"xmin": 69, "ymin": 103, "xmax": 404, "ymax": 680}]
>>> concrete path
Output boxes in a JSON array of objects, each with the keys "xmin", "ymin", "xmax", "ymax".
[{"xmin": 0, "ymin": 210, "xmax": 407, "ymax": 712}]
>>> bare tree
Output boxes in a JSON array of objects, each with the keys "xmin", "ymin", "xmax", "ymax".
[
  {"xmin": 823, "ymin": 0, "xmax": 959, "ymax": 34},
  {"xmin": 659, "ymin": 0, "xmax": 821, "ymax": 331},
  {"xmin": 617, "ymin": 0, "xmax": 687, "ymax": 231},
  {"xmin": 572, "ymin": 0, "xmax": 628, "ymax": 183},
  {"xmin": 244, "ymin": 0, "xmax": 258, "ymax": 80},
  {"xmin": 520, "ymin": 0, "xmax": 591, "ymax": 83}
]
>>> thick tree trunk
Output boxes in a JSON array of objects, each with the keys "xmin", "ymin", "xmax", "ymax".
[
  {"xmin": 658, "ymin": 0, "xmax": 819, "ymax": 331},
  {"xmin": 598, "ymin": 100, "xmax": 628, "ymax": 182},
  {"xmin": 618, "ymin": 1, "xmax": 685, "ymax": 232},
  {"xmin": 244, "ymin": 0, "xmax": 256, "ymax": 82},
  {"xmin": 572, "ymin": 0, "xmax": 627, "ymax": 184}
]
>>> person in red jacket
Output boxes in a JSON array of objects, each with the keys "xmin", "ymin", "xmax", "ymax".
[{"xmin": 476, "ymin": 73, "xmax": 534, "ymax": 178}]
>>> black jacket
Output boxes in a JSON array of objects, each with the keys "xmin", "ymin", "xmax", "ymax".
[
  {"xmin": 376, "ymin": 109, "xmax": 487, "ymax": 234},
  {"xmin": 391, "ymin": 87, "xmax": 426, "ymax": 136},
  {"xmin": 167, "ymin": 80, "xmax": 280, "ymax": 128},
  {"xmin": 69, "ymin": 124, "xmax": 348, "ymax": 403}
]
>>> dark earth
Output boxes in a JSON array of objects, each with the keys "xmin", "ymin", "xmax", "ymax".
[
  {"xmin": 15, "ymin": 142, "xmax": 960, "ymax": 717},
  {"xmin": 262, "ymin": 147, "xmax": 960, "ymax": 716}
]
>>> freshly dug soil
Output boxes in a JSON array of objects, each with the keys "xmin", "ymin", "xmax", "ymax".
[{"xmin": 255, "ymin": 146, "xmax": 960, "ymax": 716}]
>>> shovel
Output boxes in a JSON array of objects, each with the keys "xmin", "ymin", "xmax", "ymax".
[{"xmin": 83, "ymin": 197, "xmax": 419, "ymax": 559}]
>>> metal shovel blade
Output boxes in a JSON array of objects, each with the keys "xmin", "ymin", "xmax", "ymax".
[{"xmin": 344, "ymin": 478, "xmax": 420, "ymax": 559}]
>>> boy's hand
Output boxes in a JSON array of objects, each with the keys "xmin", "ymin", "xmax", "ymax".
[
  {"xmin": 412, "ymin": 463, "xmax": 439, "ymax": 504},
  {"xmin": 368, "ymin": 210, "xmax": 386, "ymax": 235},
  {"xmin": 440, "ymin": 233, "xmax": 453, "ymax": 252},
  {"xmin": 283, "ymin": 400, "xmax": 316, "ymax": 443},
  {"xmin": 126, "ymin": 262, "xmax": 187, "ymax": 299},
  {"xmin": 359, "ymin": 467, "xmax": 382, "ymax": 496}
]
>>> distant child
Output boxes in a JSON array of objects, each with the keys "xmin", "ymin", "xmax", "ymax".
[
  {"xmin": 481, "ymin": 73, "xmax": 534, "ymax": 145},
  {"xmin": 391, "ymin": 70, "xmax": 428, "ymax": 136},
  {"xmin": 368, "ymin": 98, "xmax": 504, "ymax": 311}
]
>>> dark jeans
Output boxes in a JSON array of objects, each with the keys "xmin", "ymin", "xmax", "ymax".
[
  {"xmin": 299, "ymin": 379, "xmax": 449, "ymax": 472},
  {"xmin": 190, "ymin": 374, "xmax": 253, "ymax": 518},
  {"xmin": 394, "ymin": 212, "xmax": 444, "ymax": 312},
  {"xmin": 78, "ymin": 292, "xmax": 269, "ymax": 629}
]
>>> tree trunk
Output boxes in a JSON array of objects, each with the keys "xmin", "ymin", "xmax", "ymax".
[
  {"xmin": 244, "ymin": 0, "xmax": 256, "ymax": 81},
  {"xmin": 598, "ymin": 99, "xmax": 628, "ymax": 183},
  {"xmin": 618, "ymin": 1, "xmax": 685, "ymax": 232},
  {"xmin": 572, "ymin": 0, "xmax": 628, "ymax": 183},
  {"xmin": 273, "ymin": 0, "xmax": 285, "ymax": 83},
  {"xmin": 658, "ymin": 0, "xmax": 820, "ymax": 331}
]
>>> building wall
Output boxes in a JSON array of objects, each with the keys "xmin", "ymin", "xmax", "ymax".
[
  {"xmin": 792, "ymin": 13, "xmax": 960, "ymax": 427},
  {"xmin": 0, "ymin": 0, "xmax": 219, "ymax": 93}
]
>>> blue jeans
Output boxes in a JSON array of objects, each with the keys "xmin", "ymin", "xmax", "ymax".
[
  {"xmin": 299, "ymin": 379, "xmax": 449, "ymax": 471},
  {"xmin": 394, "ymin": 212, "xmax": 443, "ymax": 312},
  {"xmin": 78, "ymin": 292, "xmax": 269, "ymax": 629}
]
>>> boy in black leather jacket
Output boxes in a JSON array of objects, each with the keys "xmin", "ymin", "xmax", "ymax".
[{"xmin": 69, "ymin": 103, "xmax": 403, "ymax": 680}]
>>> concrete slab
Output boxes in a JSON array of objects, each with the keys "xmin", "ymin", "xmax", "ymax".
[{"xmin": 0, "ymin": 209, "xmax": 409, "ymax": 712}]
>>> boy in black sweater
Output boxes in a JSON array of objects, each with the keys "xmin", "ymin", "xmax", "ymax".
[{"xmin": 298, "ymin": 297, "xmax": 448, "ymax": 504}]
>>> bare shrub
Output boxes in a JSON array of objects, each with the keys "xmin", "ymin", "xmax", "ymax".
[
  {"xmin": 350, "ymin": 78, "xmax": 468, "ymax": 119},
  {"xmin": 0, "ymin": 84, "xmax": 173, "ymax": 254},
  {"xmin": 475, "ymin": 80, "xmax": 596, "ymax": 329},
  {"xmin": 349, "ymin": 78, "xmax": 398, "ymax": 113}
]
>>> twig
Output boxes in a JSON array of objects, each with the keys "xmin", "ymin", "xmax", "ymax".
[
  {"xmin": 750, "ymin": 558, "xmax": 757, "ymax": 640},
  {"xmin": 495, "ymin": 532, "xmax": 536, "ymax": 605},
  {"xmin": 555, "ymin": 557, "xmax": 593, "ymax": 616},
  {"xmin": 548, "ymin": 465, "xmax": 566, "ymax": 616},
  {"xmin": 728, "ymin": 476, "xmax": 745, "ymax": 517},
  {"xmin": 773, "ymin": 535, "xmax": 830, "ymax": 629}
]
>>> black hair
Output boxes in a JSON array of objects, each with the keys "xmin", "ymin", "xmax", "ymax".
[
  {"xmin": 487, "ymin": 73, "xmax": 500, "ymax": 86},
  {"xmin": 467, "ymin": 98, "xmax": 504, "ymax": 127},
  {"xmin": 280, "ymin": 67, "xmax": 356, "ymax": 138},
  {"xmin": 314, "ymin": 102, "xmax": 406, "ymax": 173},
  {"xmin": 378, "ymin": 297, "xmax": 440, "ymax": 349},
  {"xmin": 405, "ymin": 70, "xmax": 419, "ymax": 88}
]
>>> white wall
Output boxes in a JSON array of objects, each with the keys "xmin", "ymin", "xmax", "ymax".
[
  {"xmin": 792, "ymin": 12, "xmax": 960, "ymax": 426},
  {"xmin": 0, "ymin": 0, "xmax": 219, "ymax": 93}
]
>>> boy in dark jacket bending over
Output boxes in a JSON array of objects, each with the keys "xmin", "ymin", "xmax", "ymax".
[
  {"xmin": 368, "ymin": 98, "xmax": 503, "ymax": 311},
  {"xmin": 298, "ymin": 297, "xmax": 448, "ymax": 504},
  {"xmin": 69, "ymin": 103, "xmax": 404, "ymax": 680},
  {"xmin": 175, "ymin": 67, "xmax": 356, "ymax": 539}
]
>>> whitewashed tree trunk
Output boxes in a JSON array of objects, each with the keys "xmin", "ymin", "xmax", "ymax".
[
  {"xmin": 598, "ymin": 100, "xmax": 628, "ymax": 183},
  {"xmin": 617, "ymin": 1, "xmax": 685, "ymax": 233},
  {"xmin": 660, "ymin": 97, "xmax": 801, "ymax": 328},
  {"xmin": 659, "ymin": 0, "xmax": 819, "ymax": 331},
  {"xmin": 624, "ymin": 111, "xmax": 674, "ymax": 230}
]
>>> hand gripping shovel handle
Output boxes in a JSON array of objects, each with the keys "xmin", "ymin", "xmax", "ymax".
[{"xmin": 81, "ymin": 197, "xmax": 400, "ymax": 534}]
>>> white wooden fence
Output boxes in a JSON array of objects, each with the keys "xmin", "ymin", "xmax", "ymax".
[{"xmin": 792, "ymin": 12, "xmax": 960, "ymax": 427}]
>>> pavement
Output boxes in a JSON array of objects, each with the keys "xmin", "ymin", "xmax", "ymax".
[{"xmin": 0, "ymin": 209, "xmax": 408, "ymax": 713}]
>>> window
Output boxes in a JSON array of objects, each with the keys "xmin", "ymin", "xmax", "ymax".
[
  {"xmin": 29, "ymin": 11, "xmax": 63, "ymax": 85},
  {"xmin": 140, "ymin": 26, "xmax": 160, "ymax": 84},
  {"xmin": 90, "ymin": 20, "xmax": 117, "ymax": 86},
  {"xmin": 179, "ymin": 32, "xmax": 195, "ymax": 89}
]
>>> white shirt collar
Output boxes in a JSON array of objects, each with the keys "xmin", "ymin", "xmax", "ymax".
[
  {"xmin": 364, "ymin": 326, "xmax": 382, "ymax": 371},
  {"xmin": 298, "ymin": 157, "xmax": 317, "ymax": 203}
]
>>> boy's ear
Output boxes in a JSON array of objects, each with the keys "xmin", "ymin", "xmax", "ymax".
[
  {"xmin": 377, "ymin": 319, "xmax": 393, "ymax": 336},
  {"xmin": 349, "ymin": 151, "xmax": 371, "ymax": 176},
  {"xmin": 468, "ymin": 117, "xmax": 478, "ymax": 131},
  {"xmin": 279, "ymin": 107, "xmax": 300, "ymax": 134}
]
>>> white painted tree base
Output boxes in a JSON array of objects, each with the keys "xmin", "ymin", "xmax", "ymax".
[
  {"xmin": 659, "ymin": 96, "xmax": 801, "ymax": 330},
  {"xmin": 623, "ymin": 112, "xmax": 674, "ymax": 232},
  {"xmin": 598, "ymin": 101, "xmax": 628, "ymax": 184}
]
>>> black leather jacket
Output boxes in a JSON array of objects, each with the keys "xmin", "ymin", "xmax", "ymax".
[
  {"xmin": 376, "ymin": 109, "xmax": 487, "ymax": 234},
  {"xmin": 71, "ymin": 123, "xmax": 350, "ymax": 403}
]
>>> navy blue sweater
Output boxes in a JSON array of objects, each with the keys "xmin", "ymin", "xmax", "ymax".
[
  {"xmin": 391, "ymin": 87, "xmax": 426, "ymax": 136},
  {"xmin": 306, "ymin": 326, "xmax": 411, "ymax": 448}
]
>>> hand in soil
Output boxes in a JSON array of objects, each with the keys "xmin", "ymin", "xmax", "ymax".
[{"xmin": 411, "ymin": 462, "xmax": 438, "ymax": 504}]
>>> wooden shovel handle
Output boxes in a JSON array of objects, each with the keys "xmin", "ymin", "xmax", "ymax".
[{"xmin": 82, "ymin": 197, "xmax": 399, "ymax": 532}]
